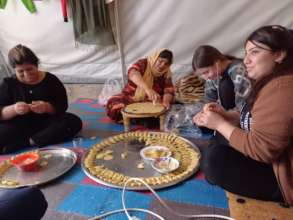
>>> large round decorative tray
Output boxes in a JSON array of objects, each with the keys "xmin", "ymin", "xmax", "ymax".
[
  {"xmin": 0, "ymin": 147, "xmax": 77, "ymax": 188},
  {"xmin": 82, "ymin": 131, "xmax": 201, "ymax": 190}
]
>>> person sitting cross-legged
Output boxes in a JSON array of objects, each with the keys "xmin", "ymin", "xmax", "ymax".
[{"xmin": 0, "ymin": 44, "xmax": 82, "ymax": 154}]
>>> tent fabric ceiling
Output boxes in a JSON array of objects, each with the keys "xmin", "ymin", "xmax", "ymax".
[{"xmin": 0, "ymin": 0, "xmax": 292, "ymax": 83}]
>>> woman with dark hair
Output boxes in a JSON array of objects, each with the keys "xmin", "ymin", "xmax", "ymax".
[
  {"xmin": 106, "ymin": 49, "xmax": 175, "ymax": 122},
  {"xmin": 0, "ymin": 44, "xmax": 82, "ymax": 154},
  {"xmin": 192, "ymin": 45, "xmax": 251, "ymax": 110},
  {"xmin": 193, "ymin": 25, "xmax": 293, "ymax": 205}
]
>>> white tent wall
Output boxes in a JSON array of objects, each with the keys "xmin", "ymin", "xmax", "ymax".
[
  {"xmin": 0, "ymin": 0, "xmax": 121, "ymax": 83},
  {"xmin": 0, "ymin": 0, "xmax": 293, "ymax": 83},
  {"xmin": 120, "ymin": 0, "xmax": 293, "ymax": 82}
]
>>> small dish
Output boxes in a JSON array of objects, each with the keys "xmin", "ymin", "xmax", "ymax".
[
  {"xmin": 10, "ymin": 152, "xmax": 40, "ymax": 172},
  {"xmin": 140, "ymin": 146, "xmax": 172, "ymax": 163},
  {"xmin": 151, "ymin": 157, "xmax": 179, "ymax": 174}
]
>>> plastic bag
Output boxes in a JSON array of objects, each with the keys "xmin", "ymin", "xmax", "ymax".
[
  {"xmin": 164, "ymin": 103, "xmax": 213, "ymax": 139},
  {"xmin": 98, "ymin": 78, "xmax": 122, "ymax": 105},
  {"xmin": 0, "ymin": 50, "xmax": 12, "ymax": 82}
]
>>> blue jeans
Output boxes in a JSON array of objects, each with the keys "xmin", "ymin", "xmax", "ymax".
[{"xmin": 0, "ymin": 187, "xmax": 47, "ymax": 220}]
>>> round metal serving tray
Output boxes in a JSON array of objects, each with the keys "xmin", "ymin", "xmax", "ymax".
[
  {"xmin": 0, "ymin": 147, "xmax": 77, "ymax": 188},
  {"xmin": 81, "ymin": 132, "xmax": 201, "ymax": 190}
]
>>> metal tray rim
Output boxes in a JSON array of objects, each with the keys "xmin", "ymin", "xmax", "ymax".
[
  {"xmin": 0, "ymin": 146, "xmax": 77, "ymax": 189},
  {"xmin": 81, "ymin": 132, "xmax": 201, "ymax": 190}
]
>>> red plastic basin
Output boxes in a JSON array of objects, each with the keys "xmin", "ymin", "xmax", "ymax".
[{"xmin": 10, "ymin": 152, "xmax": 40, "ymax": 172}]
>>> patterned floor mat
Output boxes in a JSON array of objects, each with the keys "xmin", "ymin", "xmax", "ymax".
[{"xmin": 1, "ymin": 98, "xmax": 230, "ymax": 220}]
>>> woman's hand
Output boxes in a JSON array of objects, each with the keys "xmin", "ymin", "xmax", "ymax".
[
  {"xmin": 14, "ymin": 102, "xmax": 30, "ymax": 115},
  {"xmin": 162, "ymin": 100, "xmax": 170, "ymax": 109},
  {"xmin": 203, "ymin": 102, "xmax": 241, "ymax": 125},
  {"xmin": 203, "ymin": 102, "xmax": 226, "ymax": 115},
  {"xmin": 193, "ymin": 109, "xmax": 226, "ymax": 130},
  {"xmin": 145, "ymin": 88, "xmax": 161, "ymax": 103},
  {"xmin": 30, "ymin": 101, "xmax": 49, "ymax": 114},
  {"xmin": 162, "ymin": 93, "xmax": 173, "ymax": 109}
]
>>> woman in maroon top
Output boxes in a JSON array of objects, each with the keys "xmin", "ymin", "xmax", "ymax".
[{"xmin": 106, "ymin": 49, "xmax": 175, "ymax": 122}]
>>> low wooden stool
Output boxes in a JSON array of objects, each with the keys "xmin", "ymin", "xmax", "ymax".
[{"xmin": 121, "ymin": 102, "xmax": 167, "ymax": 131}]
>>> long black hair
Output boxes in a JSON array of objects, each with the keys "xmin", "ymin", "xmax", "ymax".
[
  {"xmin": 245, "ymin": 25, "xmax": 293, "ymax": 108},
  {"xmin": 192, "ymin": 45, "xmax": 236, "ymax": 71},
  {"xmin": 159, "ymin": 49, "xmax": 173, "ymax": 64}
]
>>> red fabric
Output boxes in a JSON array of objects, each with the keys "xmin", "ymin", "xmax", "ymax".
[
  {"xmin": 124, "ymin": 58, "xmax": 174, "ymax": 97},
  {"xmin": 105, "ymin": 58, "xmax": 174, "ymax": 122},
  {"xmin": 61, "ymin": 0, "xmax": 68, "ymax": 22},
  {"xmin": 106, "ymin": 94, "xmax": 133, "ymax": 122}
]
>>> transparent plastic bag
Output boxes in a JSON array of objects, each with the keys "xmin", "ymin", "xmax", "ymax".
[
  {"xmin": 0, "ymin": 50, "xmax": 12, "ymax": 82},
  {"xmin": 164, "ymin": 102, "xmax": 213, "ymax": 139},
  {"xmin": 164, "ymin": 104, "xmax": 186, "ymax": 132},
  {"xmin": 98, "ymin": 78, "xmax": 122, "ymax": 105}
]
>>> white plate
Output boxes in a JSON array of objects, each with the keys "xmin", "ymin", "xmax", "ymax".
[{"xmin": 152, "ymin": 157, "xmax": 179, "ymax": 174}]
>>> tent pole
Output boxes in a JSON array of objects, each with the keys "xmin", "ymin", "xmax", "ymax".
[{"xmin": 114, "ymin": 0, "xmax": 127, "ymax": 86}]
